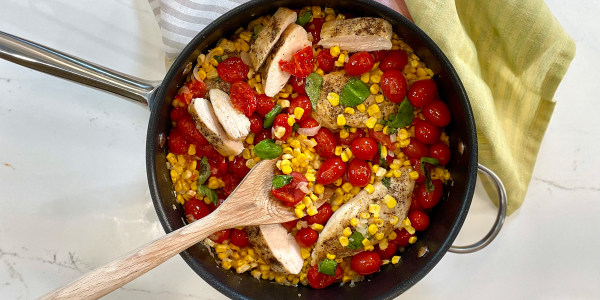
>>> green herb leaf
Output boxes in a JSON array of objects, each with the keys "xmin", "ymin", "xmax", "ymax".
[
  {"xmin": 420, "ymin": 157, "xmax": 440, "ymax": 192},
  {"xmin": 382, "ymin": 177, "xmax": 391, "ymax": 189},
  {"xmin": 377, "ymin": 142, "xmax": 387, "ymax": 168},
  {"xmin": 252, "ymin": 24, "xmax": 263, "ymax": 40},
  {"xmin": 340, "ymin": 77, "xmax": 370, "ymax": 107},
  {"xmin": 263, "ymin": 104, "xmax": 283, "ymax": 128},
  {"xmin": 347, "ymin": 231, "xmax": 364, "ymax": 250},
  {"xmin": 296, "ymin": 11, "xmax": 313, "ymax": 27},
  {"xmin": 197, "ymin": 184, "xmax": 218, "ymax": 205},
  {"xmin": 318, "ymin": 258, "xmax": 338, "ymax": 276},
  {"xmin": 385, "ymin": 98, "xmax": 414, "ymax": 129},
  {"xmin": 293, "ymin": 122, "xmax": 300, "ymax": 132},
  {"xmin": 214, "ymin": 55, "xmax": 224, "ymax": 63},
  {"xmin": 272, "ymin": 174, "xmax": 293, "ymax": 189},
  {"xmin": 253, "ymin": 139, "xmax": 283, "ymax": 159},
  {"xmin": 305, "ymin": 72, "xmax": 323, "ymax": 110},
  {"xmin": 196, "ymin": 157, "xmax": 211, "ymax": 185}
]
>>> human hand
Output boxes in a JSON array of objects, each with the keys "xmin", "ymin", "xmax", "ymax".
[{"xmin": 374, "ymin": 0, "xmax": 413, "ymax": 21}]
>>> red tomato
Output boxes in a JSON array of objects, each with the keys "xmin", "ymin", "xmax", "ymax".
[
  {"xmin": 350, "ymin": 251, "xmax": 382, "ymax": 276},
  {"xmin": 317, "ymin": 50, "xmax": 336, "ymax": 72},
  {"xmin": 291, "ymin": 76, "xmax": 306, "ymax": 95},
  {"xmin": 423, "ymin": 100, "xmax": 451, "ymax": 127},
  {"xmin": 170, "ymin": 107, "xmax": 188, "ymax": 122},
  {"xmin": 174, "ymin": 91, "xmax": 192, "ymax": 106},
  {"xmin": 271, "ymin": 172, "xmax": 309, "ymax": 206},
  {"xmin": 369, "ymin": 129, "xmax": 396, "ymax": 151},
  {"xmin": 347, "ymin": 159, "xmax": 371, "ymax": 187},
  {"xmin": 248, "ymin": 114, "xmax": 263, "ymax": 133},
  {"xmin": 208, "ymin": 156, "xmax": 228, "ymax": 177},
  {"xmin": 299, "ymin": 117, "xmax": 320, "ymax": 128},
  {"xmin": 209, "ymin": 229, "xmax": 231, "ymax": 243},
  {"xmin": 390, "ymin": 228, "xmax": 412, "ymax": 247},
  {"xmin": 416, "ymin": 180, "xmax": 443, "ymax": 209},
  {"xmin": 403, "ymin": 139, "xmax": 429, "ymax": 159},
  {"xmin": 410, "ymin": 158, "xmax": 425, "ymax": 184},
  {"xmin": 196, "ymin": 144, "xmax": 223, "ymax": 161},
  {"xmin": 409, "ymin": 210, "xmax": 430, "ymax": 231},
  {"xmin": 307, "ymin": 264, "xmax": 343, "ymax": 289},
  {"xmin": 272, "ymin": 114, "xmax": 292, "ymax": 141},
  {"xmin": 256, "ymin": 94, "xmax": 275, "ymax": 117},
  {"xmin": 168, "ymin": 128, "xmax": 191, "ymax": 155},
  {"xmin": 380, "ymin": 69, "xmax": 408, "ymax": 103},
  {"xmin": 279, "ymin": 46, "xmax": 314, "ymax": 78},
  {"xmin": 369, "ymin": 50, "xmax": 388, "ymax": 62},
  {"xmin": 344, "ymin": 52, "xmax": 374, "ymax": 76},
  {"xmin": 302, "ymin": 203, "xmax": 333, "ymax": 225},
  {"xmin": 183, "ymin": 197, "xmax": 211, "ymax": 223},
  {"xmin": 295, "ymin": 227, "xmax": 319, "ymax": 247},
  {"xmin": 338, "ymin": 129, "xmax": 366, "ymax": 146},
  {"xmin": 409, "ymin": 192, "xmax": 424, "ymax": 212},
  {"xmin": 314, "ymin": 128, "xmax": 338, "ymax": 158},
  {"xmin": 253, "ymin": 128, "xmax": 272, "ymax": 145},
  {"xmin": 230, "ymin": 229, "xmax": 249, "ymax": 247},
  {"xmin": 221, "ymin": 173, "xmax": 241, "ymax": 196},
  {"xmin": 375, "ymin": 242, "xmax": 398, "ymax": 260},
  {"xmin": 187, "ymin": 78, "xmax": 208, "ymax": 98},
  {"xmin": 429, "ymin": 142, "xmax": 450, "ymax": 166},
  {"xmin": 289, "ymin": 95, "xmax": 312, "ymax": 121},
  {"xmin": 408, "ymin": 79, "xmax": 437, "ymax": 107},
  {"xmin": 177, "ymin": 116, "xmax": 209, "ymax": 146},
  {"xmin": 228, "ymin": 156, "xmax": 250, "ymax": 179},
  {"xmin": 282, "ymin": 219, "xmax": 298, "ymax": 231},
  {"xmin": 316, "ymin": 157, "xmax": 346, "ymax": 185},
  {"xmin": 306, "ymin": 18, "xmax": 326, "ymax": 45},
  {"xmin": 414, "ymin": 120, "xmax": 441, "ymax": 145},
  {"xmin": 351, "ymin": 137, "xmax": 378, "ymax": 160},
  {"xmin": 229, "ymin": 81, "xmax": 257, "ymax": 117},
  {"xmin": 380, "ymin": 50, "xmax": 408, "ymax": 71},
  {"xmin": 217, "ymin": 57, "xmax": 249, "ymax": 82}
]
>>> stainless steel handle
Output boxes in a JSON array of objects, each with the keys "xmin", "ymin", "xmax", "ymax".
[
  {"xmin": 449, "ymin": 163, "xmax": 507, "ymax": 253},
  {"xmin": 0, "ymin": 31, "xmax": 161, "ymax": 108}
]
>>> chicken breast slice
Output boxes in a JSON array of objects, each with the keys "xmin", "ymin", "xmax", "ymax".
[
  {"xmin": 312, "ymin": 71, "xmax": 398, "ymax": 130},
  {"xmin": 310, "ymin": 168, "xmax": 414, "ymax": 265},
  {"xmin": 262, "ymin": 23, "xmax": 311, "ymax": 97},
  {"xmin": 188, "ymin": 98, "xmax": 244, "ymax": 156},
  {"xmin": 247, "ymin": 224, "xmax": 304, "ymax": 274},
  {"xmin": 318, "ymin": 17, "xmax": 393, "ymax": 52},
  {"xmin": 248, "ymin": 7, "xmax": 297, "ymax": 71},
  {"xmin": 208, "ymin": 89, "xmax": 250, "ymax": 141},
  {"xmin": 204, "ymin": 78, "xmax": 231, "ymax": 96}
]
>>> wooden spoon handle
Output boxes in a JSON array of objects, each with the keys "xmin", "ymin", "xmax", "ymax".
[{"xmin": 41, "ymin": 212, "xmax": 229, "ymax": 300}]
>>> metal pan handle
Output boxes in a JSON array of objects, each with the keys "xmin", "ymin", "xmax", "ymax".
[
  {"xmin": 449, "ymin": 163, "xmax": 507, "ymax": 253},
  {"xmin": 0, "ymin": 31, "xmax": 161, "ymax": 108}
]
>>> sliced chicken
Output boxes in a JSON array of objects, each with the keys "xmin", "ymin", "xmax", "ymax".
[
  {"xmin": 248, "ymin": 7, "xmax": 297, "ymax": 71},
  {"xmin": 208, "ymin": 89, "xmax": 250, "ymax": 141},
  {"xmin": 312, "ymin": 71, "xmax": 398, "ymax": 130},
  {"xmin": 262, "ymin": 23, "xmax": 311, "ymax": 97},
  {"xmin": 188, "ymin": 98, "xmax": 244, "ymax": 156},
  {"xmin": 318, "ymin": 17, "xmax": 393, "ymax": 52},
  {"xmin": 247, "ymin": 224, "xmax": 304, "ymax": 274},
  {"xmin": 310, "ymin": 168, "xmax": 414, "ymax": 265}
]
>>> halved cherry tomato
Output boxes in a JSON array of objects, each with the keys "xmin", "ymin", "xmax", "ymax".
[
  {"xmin": 230, "ymin": 229, "xmax": 249, "ymax": 247},
  {"xmin": 369, "ymin": 129, "xmax": 396, "ymax": 151},
  {"xmin": 390, "ymin": 228, "xmax": 412, "ymax": 247},
  {"xmin": 414, "ymin": 120, "xmax": 441, "ymax": 145},
  {"xmin": 282, "ymin": 219, "xmax": 298, "ymax": 231},
  {"xmin": 344, "ymin": 52, "xmax": 374, "ymax": 76},
  {"xmin": 317, "ymin": 49, "xmax": 336, "ymax": 72},
  {"xmin": 229, "ymin": 81, "xmax": 257, "ymax": 117},
  {"xmin": 403, "ymin": 139, "xmax": 429, "ymax": 159},
  {"xmin": 217, "ymin": 57, "xmax": 249, "ymax": 82},
  {"xmin": 351, "ymin": 137, "xmax": 378, "ymax": 160},
  {"xmin": 289, "ymin": 95, "xmax": 312, "ymax": 121},
  {"xmin": 416, "ymin": 180, "xmax": 443, "ymax": 209},
  {"xmin": 380, "ymin": 50, "xmax": 408, "ymax": 72},
  {"xmin": 423, "ymin": 100, "xmax": 451, "ymax": 127},
  {"xmin": 350, "ymin": 251, "xmax": 382, "ymax": 276},
  {"xmin": 221, "ymin": 173, "xmax": 241, "ymax": 196},
  {"xmin": 306, "ymin": 18, "xmax": 326, "ymax": 45},
  {"xmin": 248, "ymin": 114, "xmax": 263, "ymax": 133},
  {"xmin": 316, "ymin": 157, "xmax": 346, "ymax": 185},
  {"xmin": 209, "ymin": 229, "xmax": 231, "ymax": 243},
  {"xmin": 184, "ymin": 197, "xmax": 211, "ymax": 223},
  {"xmin": 196, "ymin": 144, "xmax": 224, "ymax": 161},
  {"xmin": 347, "ymin": 159, "xmax": 371, "ymax": 187},
  {"xmin": 380, "ymin": 69, "xmax": 408, "ymax": 103},
  {"xmin": 168, "ymin": 127, "xmax": 191, "ymax": 155},
  {"xmin": 409, "ymin": 210, "xmax": 430, "ymax": 231},
  {"xmin": 291, "ymin": 76, "xmax": 306, "ymax": 95},
  {"xmin": 187, "ymin": 78, "xmax": 208, "ymax": 98},
  {"xmin": 295, "ymin": 227, "xmax": 319, "ymax": 247},
  {"xmin": 279, "ymin": 46, "xmax": 314, "ymax": 78},
  {"xmin": 208, "ymin": 155, "xmax": 228, "ymax": 177},
  {"xmin": 256, "ymin": 94, "xmax": 275, "ymax": 117},
  {"xmin": 228, "ymin": 156, "xmax": 250, "ymax": 179},
  {"xmin": 408, "ymin": 79, "xmax": 437, "ymax": 107},
  {"xmin": 299, "ymin": 117, "xmax": 320, "ymax": 128},
  {"xmin": 429, "ymin": 142, "xmax": 451, "ymax": 166},
  {"xmin": 375, "ymin": 242, "xmax": 398, "ymax": 260},
  {"xmin": 253, "ymin": 128, "xmax": 272, "ymax": 145},
  {"xmin": 409, "ymin": 158, "xmax": 425, "ymax": 184},
  {"xmin": 170, "ymin": 107, "xmax": 188, "ymax": 122},
  {"xmin": 272, "ymin": 114, "xmax": 292, "ymax": 141},
  {"xmin": 177, "ymin": 116, "xmax": 209, "ymax": 146},
  {"xmin": 271, "ymin": 172, "xmax": 309, "ymax": 206},
  {"xmin": 338, "ymin": 129, "xmax": 366, "ymax": 146},
  {"xmin": 302, "ymin": 203, "xmax": 333, "ymax": 225},
  {"xmin": 307, "ymin": 264, "xmax": 343, "ymax": 289},
  {"xmin": 369, "ymin": 50, "xmax": 388, "ymax": 62},
  {"xmin": 314, "ymin": 128, "xmax": 338, "ymax": 158}
]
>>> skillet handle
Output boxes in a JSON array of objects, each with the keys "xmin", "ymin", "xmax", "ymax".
[
  {"xmin": 449, "ymin": 163, "xmax": 507, "ymax": 253},
  {"xmin": 0, "ymin": 31, "xmax": 161, "ymax": 108}
]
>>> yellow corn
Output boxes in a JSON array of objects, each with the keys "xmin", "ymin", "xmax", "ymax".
[
  {"xmin": 384, "ymin": 195, "xmax": 397, "ymax": 208},
  {"xmin": 391, "ymin": 256, "xmax": 401, "ymax": 264},
  {"xmin": 300, "ymin": 247, "xmax": 311, "ymax": 259},
  {"xmin": 342, "ymin": 182, "xmax": 353, "ymax": 193},
  {"xmin": 343, "ymin": 227, "xmax": 352, "ymax": 237},
  {"xmin": 375, "ymin": 232, "xmax": 385, "ymax": 241},
  {"xmin": 362, "ymin": 238, "xmax": 371, "ymax": 247},
  {"xmin": 356, "ymin": 103, "xmax": 366, "ymax": 112},
  {"xmin": 333, "ymin": 178, "xmax": 343, "ymax": 186},
  {"xmin": 374, "ymin": 218, "xmax": 384, "ymax": 227},
  {"xmin": 295, "ymin": 207, "xmax": 305, "ymax": 218},
  {"xmin": 339, "ymin": 129, "xmax": 349, "ymax": 138},
  {"xmin": 279, "ymin": 99, "xmax": 290, "ymax": 108},
  {"xmin": 409, "ymin": 171, "xmax": 420, "ymax": 180},
  {"xmin": 334, "ymin": 145, "xmax": 343, "ymax": 156},
  {"xmin": 390, "ymin": 216, "xmax": 399, "ymax": 225},
  {"xmin": 406, "ymin": 225, "xmax": 416, "ymax": 235},
  {"xmin": 340, "ymin": 151, "xmax": 350, "ymax": 162},
  {"xmin": 307, "ymin": 206, "xmax": 318, "ymax": 216},
  {"xmin": 409, "ymin": 236, "xmax": 418, "ymax": 244},
  {"xmin": 367, "ymin": 104, "xmax": 380, "ymax": 118},
  {"xmin": 365, "ymin": 117, "xmax": 377, "ymax": 128},
  {"xmin": 364, "ymin": 184, "xmax": 375, "ymax": 194},
  {"xmin": 337, "ymin": 114, "xmax": 347, "ymax": 126},
  {"xmin": 197, "ymin": 69, "xmax": 207, "ymax": 80},
  {"xmin": 287, "ymin": 115, "xmax": 296, "ymax": 126},
  {"xmin": 374, "ymin": 124, "xmax": 384, "ymax": 132},
  {"xmin": 339, "ymin": 236, "xmax": 349, "ymax": 247},
  {"xmin": 393, "ymin": 169, "xmax": 402, "ymax": 177},
  {"xmin": 282, "ymin": 165, "xmax": 293, "ymax": 174},
  {"xmin": 370, "ymin": 74, "xmax": 382, "ymax": 84},
  {"xmin": 330, "ymin": 46, "xmax": 341, "ymax": 57},
  {"xmin": 335, "ymin": 53, "xmax": 345, "ymax": 67},
  {"xmin": 327, "ymin": 92, "xmax": 340, "ymax": 106},
  {"xmin": 369, "ymin": 204, "xmax": 381, "ymax": 215},
  {"xmin": 381, "ymin": 145, "xmax": 388, "ymax": 158},
  {"xmin": 375, "ymin": 95, "xmax": 385, "ymax": 104},
  {"xmin": 360, "ymin": 72, "xmax": 370, "ymax": 83},
  {"xmin": 311, "ymin": 223, "xmax": 324, "ymax": 231},
  {"xmin": 326, "ymin": 253, "xmax": 336, "ymax": 260},
  {"xmin": 350, "ymin": 217, "xmax": 359, "ymax": 227},
  {"xmin": 344, "ymin": 107, "xmax": 355, "ymax": 114},
  {"xmin": 368, "ymin": 224, "xmax": 378, "ymax": 235},
  {"xmin": 360, "ymin": 212, "xmax": 370, "ymax": 219},
  {"xmin": 370, "ymin": 84, "xmax": 380, "ymax": 94},
  {"xmin": 293, "ymin": 107, "xmax": 305, "ymax": 120}
]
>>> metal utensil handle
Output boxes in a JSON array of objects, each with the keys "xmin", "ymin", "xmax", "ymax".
[
  {"xmin": 449, "ymin": 163, "xmax": 507, "ymax": 253},
  {"xmin": 0, "ymin": 31, "xmax": 161, "ymax": 107}
]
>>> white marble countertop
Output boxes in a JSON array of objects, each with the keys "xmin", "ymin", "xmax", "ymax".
[{"xmin": 1, "ymin": 0, "xmax": 598, "ymax": 299}]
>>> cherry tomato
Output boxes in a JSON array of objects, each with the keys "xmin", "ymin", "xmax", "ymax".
[
  {"xmin": 306, "ymin": 18, "xmax": 326, "ymax": 45},
  {"xmin": 228, "ymin": 156, "xmax": 250, "ymax": 179},
  {"xmin": 351, "ymin": 137, "xmax": 378, "ymax": 160},
  {"xmin": 253, "ymin": 128, "xmax": 272, "ymax": 145},
  {"xmin": 168, "ymin": 127, "xmax": 191, "ymax": 155},
  {"xmin": 291, "ymin": 76, "xmax": 306, "ymax": 95},
  {"xmin": 279, "ymin": 46, "xmax": 314, "ymax": 78},
  {"xmin": 347, "ymin": 159, "xmax": 371, "ymax": 187},
  {"xmin": 344, "ymin": 52, "xmax": 374, "ymax": 76},
  {"xmin": 177, "ymin": 116, "xmax": 209, "ymax": 146},
  {"xmin": 369, "ymin": 50, "xmax": 388, "ymax": 62},
  {"xmin": 302, "ymin": 203, "xmax": 333, "ymax": 225},
  {"xmin": 409, "ymin": 192, "xmax": 424, "ymax": 212},
  {"xmin": 256, "ymin": 94, "xmax": 275, "ymax": 117},
  {"xmin": 183, "ymin": 197, "xmax": 211, "ymax": 223},
  {"xmin": 338, "ymin": 129, "xmax": 366, "ymax": 146},
  {"xmin": 314, "ymin": 128, "xmax": 338, "ymax": 158},
  {"xmin": 414, "ymin": 120, "xmax": 441, "ymax": 145},
  {"xmin": 295, "ymin": 227, "xmax": 319, "ymax": 247},
  {"xmin": 170, "ymin": 107, "xmax": 188, "ymax": 122},
  {"xmin": 380, "ymin": 69, "xmax": 408, "ymax": 103},
  {"xmin": 230, "ymin": 229, "xmax": 250, "ymax": 247},
  {"xmin": 390, "ymin": 228, "xmax": 411, "ymax": 247},
  {"xmin": 409, "ymin": 210, "xmax": 430, "ymax": 231},
  {"xmin": 423, "ymin": 100, "xmax": 451, "ymax": 127},
  {"xmin": 187, "ymin": 78, "xmax": 208, "ymax": 98},
  {"xmin": 248, "ymin": 114, "xmax": 263, "ymax": 133},
  {"xmin": 316, "ymin": 157, "xmax": 346, "ymax": 185},
  {"xmin": 229, "ymin": 81, "xmax": 257, "ymax": 117},
  {"xmin": 350, "ymin": 251, "xmax": 382, "ymax": 276},
  {"xmin": 403, "ymin": 139, "xmax": 429, "ymax": 159},
  {"xmin": 289, "ymin": 95, "xmax": 312, "ymax": 121},
  {"xmin": 299, "ymin": 117, "xmax": 320, "ymax": 128},
  {"xmin": 217, "ymin": 57, "xmax": 249, "ymax": 82},
  {"xmin": 196, "ymin": 144, "xmax": 224, "ymax": 161},
  {"xmin": 375, "ymin": 242, "xmax": 398, "ymax": 260},
  {"xmin": 317, "ymin": 50, "xmax": 336, "ymax": 72},
  {"xmin": 209, "ymin": 229, "xmax": 231, "ymax": 243},
  {"xmin": 409, "ymin": 158, "xmax": 425, "ymax": 184},
  {"xmin": 369, "ymin": 129, "xmax": 396, "ymax": 151},
  {"xmin": 272, "ymin": 114, "xmax": 292, "ymax": 141},
  {"xmin": 282, "ymin": 219, "xmax": 298, "ymax": 231},
  {"xmin": 408, "ymin": 79, "xmax": 437, "ymax": 107},
  {"xmin": 307, "ymin": 264, "xmax": 343, "ymax": 289},
  {"xmin": 271, "ymin": 172, "xmax": 309, "ymax": 206},
  {"xmin": 416, "ymin": 180, "xmax": 443, "ymax": 209},
  {"xmin": 221, "ymin": 173, "xmax": 241, "ymax": 196},
  {"xmin": 429, "ymin": 142, "xmax": 450, "ymax": 166},
  {"xmin": 380, "ymin": 50, "xmax": 408, "ymax": 71}
]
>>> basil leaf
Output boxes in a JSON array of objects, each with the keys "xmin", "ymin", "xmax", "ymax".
[
  {"xmin": 382, "ymin": 177, "xmax": 391, "ymax": 189},
  {"xmin": 318, "ymin": 258, "xmax": 338, "ymax": 276},
  {"xmin": 263, "ymin": 104, "xmax": 282, "ymax": 128},
  {"xmin": 377, "ymin": 142, "xmax": 387, "ymax": 168},
  {"xmin": 385, "ymin": 98, "xmax": 414, "ymax": 129},
  {"xmin": 214, "ymin": 55, "xmax": 224, "ymax": 63},
  {"xmin": 197, "ymin": 184, "xmax": 218, "ymax": 205},
  {"xmin": 197, "ymin": 157, "xmax": 211, "ymax": 185},
  {"xmin": 253, "ymin": 139, "xmax": 283, "ymax": 159},
  {"xmin": 252, "ymin": 24, "xmax": 263, "ymax": 40},
  {"xmin": 296, "ymin": 11, "xmax": 313, "ymax": 27},
  {"xmin": 293, "ymin": 122, "xmax": 300, "ymax": 132},
  {"xmin": 347, "ymin": 231, "xmax": 364, "ymax": 250},
  {"xmin": 340, "ymin": 77, "xmax": 370, "ymax": 107},
  {"xmin": 305, "ymin": 72, "xmax": 323, "ymax": 110},
  {"xmin": 272, "ymin": 174, "xmax": 293, "ymax": 189},
  {"xmin": 420, "ymin": 157, "xmax": 440, "ymax": 192}
]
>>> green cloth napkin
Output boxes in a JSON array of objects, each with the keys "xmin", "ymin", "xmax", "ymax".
[{"xmin": 404, "ymin": 0, "xmax": 575, "ymax": 214}]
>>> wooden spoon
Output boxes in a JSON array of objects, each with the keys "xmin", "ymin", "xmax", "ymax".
[{"xmin": 42, "ymin": 159, "xmax": 325, "ymax": 299}]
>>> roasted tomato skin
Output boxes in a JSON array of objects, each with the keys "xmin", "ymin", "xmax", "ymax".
[
  {"xmin": 302, "ymin": 203, "xmax": 333, "ymax": 225},
  {"xmin": 314, "ymin": 128, "xmax": 338, "ymax": 158},
  {"xmin": 380, "ymin": 69, "xmax": 408, "ymax": 103},
  {"xmin": 350, "ymin": 251, "xmax": 382, "ymax": 276},
  {"xmin": 271, "ymin": 172, "xmax": 309, "ymax": 206},
  {"xmin": 347, "ymin": 159, "xmax": 371, "ymax": 187},
  {"xmin": 316, "ymin": 157, "xmax": 346, "ymax": 185},
  {"xmin": 295, "ymin": 228, "xmax": 319, "ymax": 247},
  {"xmin": 307, "ymin": 264, "xmax": 343, "ymax": 289},
  {"xmin": 344, "ymin": 52, "xmax": 375, "ymax": 76},
  {"xmin": 229, "ymin": 81, "xmax": 257, "ymax": 117},
  {"xmin": 217, "ymin": 57, "xmax": 249, "ymax": 82}
]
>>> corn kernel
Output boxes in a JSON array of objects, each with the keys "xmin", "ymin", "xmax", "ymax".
[
  {"xmin": 279, "ymin": 99, "xmax": 290, "ymax": 108},
  {"xmin": 390, "ymin": 216, "xmax": 399, "ymax": 225},
  {"xmin": 343, "ymin": 227, "xmax": 352, "ymax": 237},
  {"xmin": 287, "ymin": 116, "xmax": 296, "ymax": 127},
  {"xmin": 307, "ymin": 206, "xmax": 318, "ymax": 216},
  {"xmin": 368, "ymin": 224, "xmax": 379, "ymax": 235},
  {"xmin": 311, "ymin": 223, "xmax": 324, "ymax": 231},
  {"xmin": 339, "ymin": 129, "xmax": 350, "ymax": 139},
  {"xmin": 282, "ymin": 165, "xmax": 293, "ymax": 174},
  {"xmin": 327, "ymin": 92, "xmax": 340, "ymax": 106},
  {"xmin": 341, "ymin": 152, "xmax": 350, "ymax": 162},
  {"xmin": 309, "ymin": 192, "xmax": 318, "ymax": 201},
  {"xmin": 334, "ymin": 145, "xmax": 343, "ymax": 156},
  {"xmin": 374, "ymin": 218, "xmax": 384, "ymax": 227},
  {"xmin": 369, "ymin": 204, "xmax": 381, "ymax": 215},
  {"xmin": 350, "ymin": 217, "xmax": 359, "ymax": 227},
  {"xmin": 409, "ymin": 171, "xmax": 420, "ymax": 180},
  {"xmin": 375, "ymin": 232, "xmax": 385, "ymax": 240},
  {"xmin": 350, "ymin": 186, "xmax": 361, "ymax": 195},
  {"xmin": 339, "ymin": 236, "xmax": 349, "ymax": 247},
  {"xmin": 374, "ymin": 124, "xmax": 384, "ymax": 132},
  {"xmin": 356, "ymin": 103, "xmax": 366, "ymax": 112},
  {"xmin": 406, "ymin": 225, "xmax": 416, "ymax": 235},
  {"xmin": 362, "ymin": 238, "xmax": 371, "ymax": 247},
  {"xmin": 398, "ymin": 129, "xmax": 410, "ymax": 140},
  {"xmin": 293, "ymin": 107, "xmax": 305, "ymax": 120},
  {"xmin": 364, "ymin": 184, "xmax": 375, "ymax": 194},
  {"xmin": 391, "ymin": 256, "xmax": 401, "ymax": 264},
  {"xmin": 330, "ymin": 46, "xmax": 341, "ymax": 57},
  {"xmin": 331, "ymin": 204, "xmax": 339, "ymax": 212},
  {"xmin": 360, "ymin": 72, "xmax": 370, "ymax": 83},
  {"xmin": 334, "ymin": 178, "xmax": 343, "ymax": 186},
  {"xmin": 295, "ymin": 207, "xmax": 305, "ymax": 218},
  {"xmin": 409, "ymin": 236, "xmax": 418, "ymax": 244},
  {"xmin": 300, "ymin": 247, "xmax": 311, "ymax": 259},
  {"xmin": 360, "ymin": 212, "xmax": 370, "ymax": 219},
  {"xmin": 335, "ymin": 53, "xmax": 345, "ymax": 67},
  {"xmin": 326, "ymin": 253, "xmax": 336, "ymax": 260},
  {"xmin": 337, "ymin": 114, "xmax": 346, "ymax": 126},
  {"xmin": 367, "ymin": 104, "xmax": 380, "ymax": 117},
  {"xmin": 342, "ymin": 182, "xmax": 353, "ymax": 193},
  {"xmin": 344, "ymin": 107, "xmax": 355, "ymax": 115},
  {"xmin": 370, "ymin": 84, "xmax": 380, "ymax": 94},
  {"xmin": 365, "ymin": 117, "xmax": 377, "ymax": 128}
]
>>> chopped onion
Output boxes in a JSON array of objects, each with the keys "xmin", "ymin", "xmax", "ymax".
[
  {"xmin": 178, "ymin": 85, "xmax": 190, "ymax": 95},
  {"xmin": 297, "ymin": 181, "xmax": 310, "ymax": 194},
  {"xmin": 193, "ymin": 64, "xmax": 202, "ymax": 82},
  {"xmin": 390, "ymin": 133, "xmax": 397, "ymax": 142},
  {"xmin": 297, "ymin": 125, "xmax": 321, "ymax": 136},
  {"xmin": 240, "ymin": 51, "xmax": 251, "ymax": 66}
]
